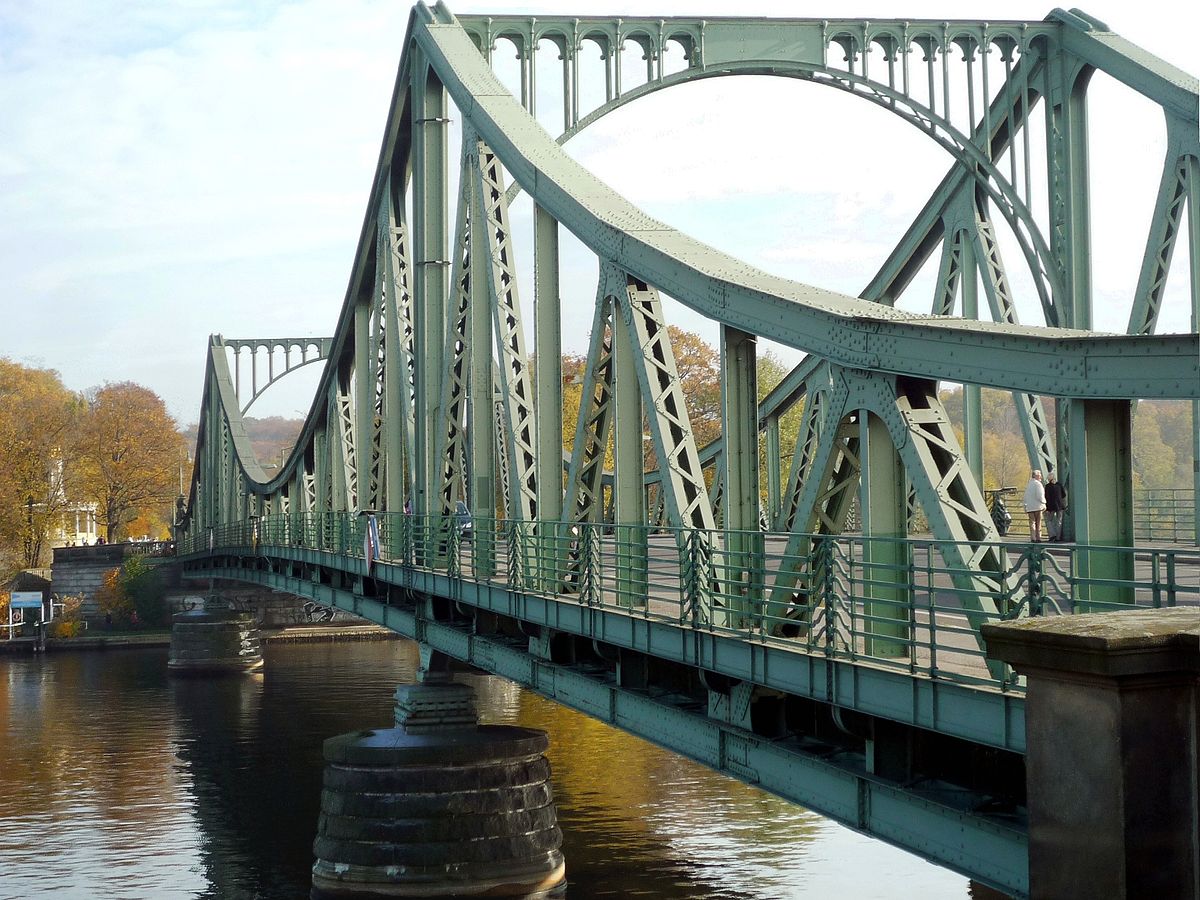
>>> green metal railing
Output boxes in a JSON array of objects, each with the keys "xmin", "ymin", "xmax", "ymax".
[
  {"xmin": 184, "ymin": 513, "xmax": 1200, "ymax": 693},
  {"xmin": 1133, "ymin": 489, "xmax": 1196, "ymax": 544}
]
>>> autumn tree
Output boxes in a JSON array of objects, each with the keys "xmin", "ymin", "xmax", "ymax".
[
  {"xmin": 0, "ymin": 359, "xmax": 82, "ymax": 571},
  {"xmin": 76, "ymin": 382, "xmax": 186, "ymax": 542},
  {"xmin": 756, "ymin": 349, "xmax": 806, "ymax": 512}
]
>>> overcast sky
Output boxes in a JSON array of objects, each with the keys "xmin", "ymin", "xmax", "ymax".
[{"xmin": 1, "ymin": 0, "xmax": 1195, "ymax": 427}]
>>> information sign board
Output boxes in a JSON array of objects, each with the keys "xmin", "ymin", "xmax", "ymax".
[{"xmin": 9, "ymin": 592, "xmax": 43, "ymax": 610}]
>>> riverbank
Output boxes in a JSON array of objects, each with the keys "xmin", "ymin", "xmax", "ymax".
[{"xmin": 0, "ymin": 623, "xmax": 400, "ymax": 654}]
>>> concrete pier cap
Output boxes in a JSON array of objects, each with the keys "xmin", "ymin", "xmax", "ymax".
[{"xmin": 983, "ymin": 608, "xmax": 1200, "ymax": 900}]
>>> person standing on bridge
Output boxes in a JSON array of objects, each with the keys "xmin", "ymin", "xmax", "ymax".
[
  {"xmin": 1023, "ymin": 470, "xmax": 1046, "ymax": 542},
  {"xmin": 1044, "ymin": 471, "xmax": 1067, "ymax": 542}
]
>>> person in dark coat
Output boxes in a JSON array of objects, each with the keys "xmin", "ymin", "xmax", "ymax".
[{"xmin": 1045, "ymin": 471, "xmax": 1067, "ymax": 542}]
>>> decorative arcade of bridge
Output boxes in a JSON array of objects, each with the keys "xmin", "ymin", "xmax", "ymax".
[{"xmin": 177, "ymin": 5, "xmax": 1200, "ymax": 897}]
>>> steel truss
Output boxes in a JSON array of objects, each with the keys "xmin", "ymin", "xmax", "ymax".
[{"xmin": 177, "ymin": 7, "xmax": 1200, "ymax": 892}]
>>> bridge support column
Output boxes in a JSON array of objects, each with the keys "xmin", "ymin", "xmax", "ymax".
[
  {"xmin": 983, "ymin": 609, "xmax": 1200, "ymax": 900},
  {"xmin": 859, "ymin": 410, "xmax": 910, "ymax": 658},
  {"xmin": 613, "ymin": 302, "xmax": 646, "ymax": 608},
  {"xmin": 721, "ymin": 325, "xmax": 762, "ymax": 628},
  {"xmin": 1067, "ymin": 398, "xmax": 1134, "ymax": 608}
]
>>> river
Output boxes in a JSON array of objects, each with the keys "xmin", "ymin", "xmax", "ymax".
[{"xmin": 0, "ymin": 641, "xmax": 971, "ymax": 898}]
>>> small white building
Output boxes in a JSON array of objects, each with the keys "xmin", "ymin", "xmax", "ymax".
[{"xmin": 53, "ymin": 503, "xmax": 99, "ymax": 547}]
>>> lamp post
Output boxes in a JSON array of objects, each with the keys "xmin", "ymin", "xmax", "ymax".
[{"xmin": 23, "ymin": 496, "xmax": 33, "ymax": 565}]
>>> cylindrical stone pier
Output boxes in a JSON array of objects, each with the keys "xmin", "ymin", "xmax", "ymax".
[
  {"xmin": 312, "ymin": 681, "xmax": 566, "ymax": 898},
  {"xmin": 167, "ymin": 609, "xmax": 263, "ymax": 674}
]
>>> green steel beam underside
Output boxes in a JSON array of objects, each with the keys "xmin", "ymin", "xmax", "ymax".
[{"xmin": 191, "ymin": 551, "xmax": 1028, "ymax": 897}]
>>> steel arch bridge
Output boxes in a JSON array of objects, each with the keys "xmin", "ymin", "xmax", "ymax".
[{"xmin": 178, "ymin": 5, "xmax": 1200, "ymax": 895}]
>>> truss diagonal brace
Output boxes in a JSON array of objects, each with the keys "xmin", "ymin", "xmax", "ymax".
[
  {"xmin": 619, "ymin": 272, "xmax": 716, "ymax": 533},
  {"xmin": 477, "ymin": 141, "xmax": 538, "ymax": 521}
]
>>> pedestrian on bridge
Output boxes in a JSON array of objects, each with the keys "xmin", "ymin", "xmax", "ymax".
[
  {"xmin": 1045, "ymin": 471, "xmax": 1067, "ymax": 542},
  {"xmin": 1023, "ymin": 470, "xmax": 1046, "ymax": 542}
]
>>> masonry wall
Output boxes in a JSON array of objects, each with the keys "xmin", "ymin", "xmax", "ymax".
[{"xmin": 51, "ymin": 544, "xmax": 129, "ymax": 620}]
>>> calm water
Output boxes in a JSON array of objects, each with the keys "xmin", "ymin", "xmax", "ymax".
[{"xmin": 0, "ymin": 642, "xmax": 970, "ymax": 899}]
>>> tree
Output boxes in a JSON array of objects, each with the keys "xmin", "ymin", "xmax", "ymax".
[
  {"xmin": 0, "ymin": 359, "xmax": 82, "ymax": 571},
  {"xmin": 76, "ymin": 382, "xmax": 186, "ymax": 542},
  {"xmin": 756, "ymin": 349, "xmax": 806, "ymax": 510},
  {"xmin": 666, "ymin": 326, "xmax": 722, "ymax": 450}
]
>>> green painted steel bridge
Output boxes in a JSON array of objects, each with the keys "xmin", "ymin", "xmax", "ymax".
[{"xmin": 178, "ymin": 5, "xmax": 1200, "ymax": 896}]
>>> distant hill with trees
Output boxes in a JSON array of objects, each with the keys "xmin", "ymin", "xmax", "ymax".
[{"xmin": 180, "ymin": 415, "xmax": 305, "ymax": 477}]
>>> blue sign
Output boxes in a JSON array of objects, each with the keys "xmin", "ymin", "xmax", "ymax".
[{"xmin": 9, "ymin": 592, "xmax": 43, "ymax": 610}]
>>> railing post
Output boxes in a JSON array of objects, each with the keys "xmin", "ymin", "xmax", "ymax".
[
  {"xmin": 401, "ymin": 512, "xmax": 414, "ymax": 568},
  {"xmin": 448, "ymin": 520, "xmax": 462, "ymax": 579},
  {"xmin": 815, "ymin": 533, "xmax": 837, "ymax": 653},
  {"xmin": 507, "ymin": 519, "xmax": 527, "ymax": 592},
  {"xmin": 1026, "ymin": 544, "xmax": 1045, "ymax": 616},
  {"xmin": 682, "ymin": 529, "xmax": 713, "ymax": 627},
  {"xmin": 579, "ymin": 522, "xmax": 600, "ymax": 607}
]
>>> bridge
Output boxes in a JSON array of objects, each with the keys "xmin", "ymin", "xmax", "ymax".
[{"xmin": 176, "ymin": 5, "xmax": 1200, "ymax": 897}]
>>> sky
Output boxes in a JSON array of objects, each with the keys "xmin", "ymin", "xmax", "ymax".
[{"xmin": 1, "ymin": 0, "xmax": 1196, "ymax": 428}]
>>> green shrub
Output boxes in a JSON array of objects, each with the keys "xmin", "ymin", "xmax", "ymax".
[
  {"xmin": 96, "ymin": 558, "xmax": 167, "ymax": 627},
  {"xmin": 121, "ymin": 557, "xmax": 167, "ymax": 626}
]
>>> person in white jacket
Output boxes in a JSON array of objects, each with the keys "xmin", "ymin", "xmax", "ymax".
[{"xmin": 1023, "ymin": 470, "xmax": 1046, "ymax": 542}]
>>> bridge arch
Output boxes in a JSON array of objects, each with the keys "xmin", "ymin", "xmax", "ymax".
[{"xmin": 495, "ymin": 55, "xmax": 1063, "ymax": 325}]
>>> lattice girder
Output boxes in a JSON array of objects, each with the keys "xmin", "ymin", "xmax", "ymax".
[
  {"xmin": 380, "ymin": 176, "xmax": 418, "ymax": 511},
  {"xmin": 478, "ymin": 140, "xmax": 538, "ymax": 522},
  {"xmin": 563, "ymin": 274, "xmax": 618, "ymax": 526},
  {"xmin": 620, "ymin": 273, "xmax": 716, "ymax": 533},
  {"xmin": 432, "ymin": 144, "xmax": 475, "ymax": 518},
  {"xmin": 1129, "ymin": 121, "xmax": 1200, "ymax": 337}
]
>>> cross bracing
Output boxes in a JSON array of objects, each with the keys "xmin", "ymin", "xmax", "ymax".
[{"xmin": 178, "ymin": 6, "xmax": 1200, "ymax": 893}]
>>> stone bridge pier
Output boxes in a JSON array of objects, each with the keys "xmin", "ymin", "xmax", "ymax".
[{"xmin": 186, "ymin": 578, "xmax": 360, "ymax": 628}]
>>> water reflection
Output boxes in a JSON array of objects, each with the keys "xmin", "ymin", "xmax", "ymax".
[
  {"xmin": 0, "ymin": 650, "xmax": 205, "ymax": 899},
  {"xmin": 0, "ymin": 643, "xmax": 968, "ymax": 899}
]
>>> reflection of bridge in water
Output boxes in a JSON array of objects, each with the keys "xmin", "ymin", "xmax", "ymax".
[{"xmin": 177, "ymin": 5, "xmax": 1200, "ymax": 897}]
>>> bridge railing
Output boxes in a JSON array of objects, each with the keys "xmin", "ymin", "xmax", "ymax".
[
  {"xmin": 185, "ymin": 513, "xmax": 1200, "ymax": 692},
  {"xmin": 1133, "ymin": 489, "xmax": 1196, "ymax": 544}
]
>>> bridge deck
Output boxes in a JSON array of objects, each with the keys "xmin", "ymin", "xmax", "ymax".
[{"xmin": 191, "ymin": 515, "xmax": 1200, "ymax": 694}]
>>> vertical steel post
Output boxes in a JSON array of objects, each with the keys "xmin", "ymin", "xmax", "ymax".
[
  {"xmin": 314, "ymin": 423, "xmax": 329, "ymax": 548},
  {"xmin": 468, "ymin": 154, "xmax": 496, "ymax": 577},
  {"xmin": 859, "ymin": 410, "xmax": 910, "ymax": 657},
  {"xmin": 1068, "ymin": 398, "xmax": 1134, "ymax": 608},
  {"xmin": 382, "ymin": 184, "xmax": 406, "ymax": 515},
  {"xmin": 765, "ymin": 414, "xmax": 782, "ymax": 525},
  {"xmin": 329, "ymin": 387, "xmax": 348, "ymax": 512},
  {"xmin": 1187, "ymin": 154, "xmax": 1200, "ymax": 545},
  {"xmin": 412, "ymin": 53, "xmax": 448, "ymax": 519},
  {"xmin": 535, "ymin": 204, "xmax": 563, "ymax": 586},
  {"xmin": 961, "ymin": 238, "xmax": 984, "ymax": 485},
  {"xmin": 354, "ymin": 289, "xmax": 372, "ymax": 512},
  {"xmin": 1045, "ymin": 47, "xmax": 1092, "ymax": 542},
  {"xmin": 721, "ymin": 326, "xmax": 762, "ymax": 627},
  {"xmin": 613, "ymin": 298, "xmax": 646, "ymax": 608},
  {"xmin": 534, "ymin": 205, "xmax": 563, "ymax": 524}
]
